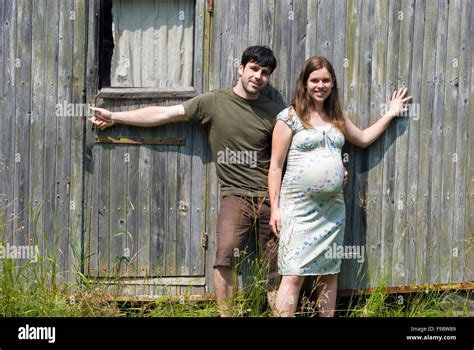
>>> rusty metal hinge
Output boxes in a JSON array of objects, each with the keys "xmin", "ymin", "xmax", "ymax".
[
  {"xmin": 95, "ymin": 135, "xmax": 185, "ymax": 146},
  {"xmin": 201, "ymin": 232, "xmax": 208, "ymax": 250}
]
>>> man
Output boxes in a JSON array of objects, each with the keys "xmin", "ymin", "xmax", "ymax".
[{"xmin": 90, "ymin": 46, "xmax": 283, "ymax": 316}]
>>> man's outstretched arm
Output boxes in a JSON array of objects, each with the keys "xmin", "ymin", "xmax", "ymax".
[{"xmin": 90, "ymin": 105, "xmax": 188, "ymax": 130}]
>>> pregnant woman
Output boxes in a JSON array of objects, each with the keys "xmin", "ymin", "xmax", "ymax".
[{"xmin": 269, "ymin": 56, "xmax": 411, "ymax": 317}]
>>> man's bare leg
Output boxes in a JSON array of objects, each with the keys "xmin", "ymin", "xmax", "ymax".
[
  {"xmin": 213, "ymin": 266, "xmax": 234, "ymax": 316},
  {"xmin": 267, "ymin": 290, "xmax": 277, "ymax": 313}
]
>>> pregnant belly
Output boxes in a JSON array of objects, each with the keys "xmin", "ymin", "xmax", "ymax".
[{"xmin": 284, "ymin": 152, "xmax": 345, "ymax": 193}]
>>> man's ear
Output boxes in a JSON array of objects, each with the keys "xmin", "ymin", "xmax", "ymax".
[{"xmin": 238, "ymin": 64, "xmax": 244, "ymax": 76}]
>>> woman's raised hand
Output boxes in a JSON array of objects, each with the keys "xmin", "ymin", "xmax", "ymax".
[{"xmin": 386, "ymin": 87, "xmax": 412, "ymax": 118}]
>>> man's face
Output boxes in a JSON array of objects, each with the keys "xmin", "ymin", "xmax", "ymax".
[{"xmin": 238, "ymin": 61, "xmax": 272, "ymax": 97}]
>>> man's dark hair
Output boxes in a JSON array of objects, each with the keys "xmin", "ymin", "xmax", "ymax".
[{"xmin": 241, "ymin": 46, "xmax": 277, "ymax": 74}]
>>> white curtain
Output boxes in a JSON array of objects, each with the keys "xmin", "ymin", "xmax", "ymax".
[{"xmin": 111, "ymin": 0, "xmax": 194, "ymax": 87}]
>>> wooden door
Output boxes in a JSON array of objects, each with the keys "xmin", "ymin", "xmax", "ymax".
[{"xmin": 83, "ymin": 0, "xmax": 213, "ymax": 296}]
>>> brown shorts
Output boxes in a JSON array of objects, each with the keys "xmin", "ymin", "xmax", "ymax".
[{"xmin": 214, "ymin": 195, "xmax": 279, "ymax": 291}]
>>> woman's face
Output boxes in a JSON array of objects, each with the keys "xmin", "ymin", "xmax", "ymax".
[{"xmin": 306, "ymin": 67, "xmax": 334, "ymax": 103}]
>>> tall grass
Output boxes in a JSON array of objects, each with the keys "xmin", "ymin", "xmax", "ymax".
[
  {"xmin": 0, "ymin": 257, "xmax": 123, "ymax": 317},
  {"xmin": 0, "ymin": 206, "xmax": 470, "ymax": 317},
  {"xmin": 231, "ymin": 256, "xmax": 274, "ymax": 317},
  {"xmin": 0, "ymin": 206, "xmax": 123, "ymax": 317},
  {"xmin": 148, "ymin": 296, "xmax": 219, "ymax": 317},
  {"xmin": 345, "ymin": 276, "xmax": 472, "ymax": 317},
  {"xmin": 1, "ymin": 249, "xmax": 470, "ymax": 317}
]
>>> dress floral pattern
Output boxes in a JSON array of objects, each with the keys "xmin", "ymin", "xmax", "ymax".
[{"xmin": 277, "ymin": 107, "xmax": 346, "ymax": 275}]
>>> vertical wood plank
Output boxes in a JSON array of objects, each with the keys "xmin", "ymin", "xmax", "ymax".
[
  {"xmin": 366, "ymin": 0, "xmax": 389, "ymax": 288},
  {"xmin": 124, "ymin": 100, "xmax": 141, "ymax": 277},
  {"xmin": 236, "ymin": 0, "xmax": 250, "ymax": 63},
  {"xmin": 416, "ymin": 0, "xmax": 437, "ymax": 284},
  {"xmin": 14, "ymin": 0, "xmax": 32, "ymax": 253},
  {"xmin": 205, "ymin": 0, "xmax": 224, "ymax": 291},
  {"xmin": 136, "ymin": 102, "xmax": 152, "ymax": 278},
  {"xmin": 176, "ymin": 119, "xmax": 192, "ymax": 276},
  {"xmin": 3, "ymin": 0, "xmax": 18, "ymax": 245},
  {"xmin": 108, "ymin": 101, "xmax": 128, "ymax": 277},
  {"xmin": 248, "ymin": 0, "xmax": 262, "ymax": 45},
  {"xmin": 391, "ymin": 0, "xmax": 415, "ymax": 287},
  {"xmin": 189, "ymin": 0, "xmax": 207, "ymax": 277},
  {"xmin": 440, "ymin": 0, "xmax": 462, "ymax": 284},
  {"xmin": 46, "ymin": 0, "xmax": 61, "ymax": 268},
  {"xmin": 463, "ymin": 0, "xmax": 474, "ymax": 280},
  {"xmin": 56, "ymin": 0, "xmax": 74, "ymax": 279},
  {"xmin": 68, "ymin": 0, "xmax": 87, "ymax": 283},
  {"xmin": 220, "ymin": 0, "xmax": 237, "ymax": 88},
  {"xmin": 0, "ymin": 2, "xmax": 5, "ymax": 240},
  {"xmin": 406, "ymin": 0, "xmax": 425, "ymax": 286},
  {"xmin": 380, "ymin": 0, "xmax": 401, "ymax": 286},
  {"xmin": 428, "ymin": 0, "xmax": 448, "ymax": 284},
  {"xmin": 261, "ymin": 0, "xmax": 275, "ymax": 49},
  {"xmin": 85, "ymin": 135, "xmax": 99, "ymax": 277},
  {"xmin": 332, "ymin": 0, "xmax": 347, "ymax": 99},
  {"xmin": 272, "ymin": 0, "xmax": 292, "ymax": 104},
  {"xmin": 190, "ymin": 123, "xmax": 207, "ymax": 276},
  {"xmin": 0, "ymin": 0, "xmax": 5, "ymax": 238},
  {"xmin": 39, "ymin": 0, "xmax": 55, "ymax": 263},
  {"xmin": 193, "ymin": 0, "xmax": 205, "ymax": 93},
  {"xmin": 150, "ymin": 116, "xmax": 167, "ymax": 276},
  {"xmin": 261, "ymin": 0, "xmax": 278, "ymax": 102},
  {"xmin": 332, "ymin": 0, "xmax": 349, "ymax": 287},
  {"xmin": 84, "ymin": 0, "xmax": 100, "ymax": 277},
  {"xmin": 352, "ymin": 0, "xmax": 373, "ymax": 289},
  {"xmin": 208, "ymin": 0, "xmax": 222, "ymax": 92},
  {"xmin": 455, "ymin": 0, "xmax": 473, "ymax": 282},
  {"xmin": 316, "ymin": 0, "xmax": 334, "ymax": 59},
  {"xmin": 305, "ymin": 0, "xmax": 318, "ymax": 60},
  {"xmin": 0, "ymin": 0, "xmax": 3, "ymax": 152},
  {"xmin": 165, "ymin": 122, "xmax": 178, "ymax": 276},
  {"xmin": 289, "ymin": 0, "xmax": 307, "ymax": 98},
  {"xmin": 97, "ymin": 101, "xmax": 111, "ymax": 277},
  {"xmin": 29, "ymin": 0, "xmax": 47, "ymax": 258},
  {"xmin": 340, "ymin": 0, "xmax": 363, "ymax": 289}
]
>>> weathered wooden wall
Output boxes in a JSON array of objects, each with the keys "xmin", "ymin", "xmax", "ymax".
[
  {"xmin": 1, "ymin": 0, "xmax": 87, "ymax": 283},
  {"xmin": 1, "ymin": 0, "xmax": 472, "ymax": 296}
]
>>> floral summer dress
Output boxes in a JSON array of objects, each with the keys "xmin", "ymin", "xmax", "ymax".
[{"xmin": 277, "ymin": 107, "xmax": 346, "ymax": 276}]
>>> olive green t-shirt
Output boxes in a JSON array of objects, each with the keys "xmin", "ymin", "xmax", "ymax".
[{"xmin": 182, "ymin": 89, "xmax": 283, "ymax": 197}]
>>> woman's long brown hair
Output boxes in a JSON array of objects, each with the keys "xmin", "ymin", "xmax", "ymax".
[{"xmin": 290, "ymin": 56, "xmax": 345, "ymax": 132}]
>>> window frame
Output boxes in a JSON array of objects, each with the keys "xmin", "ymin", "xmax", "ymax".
[{"xmin": 97, "ymin": 0, "xmax": 209, "ymax": 99}]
